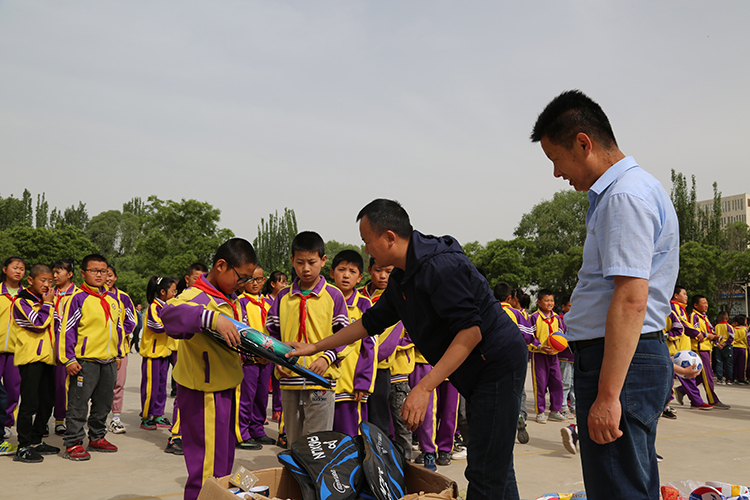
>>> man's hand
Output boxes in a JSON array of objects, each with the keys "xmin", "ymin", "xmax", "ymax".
[
  {"xmin": 215, "ymin": 314, "xmax": 241, "ymax": 347},
  {"xmin": 401, "ymin": 384, "xmax": 431, "ymax": 432},
  {"xmin": 66, "ymin": 361, "xmax": 82, "ymax": 376},
  {"xmin": 286, "ymin": 341, "xmax": 320, "ymax": 358},
  {"xmin": 353, "ymin": 390, "xmax": 368, "ymax": 402},
  {"xmin": 309, "ymin": 357, "xmax": 330, "ymax": 376},
  {"xmin": 588, "ymin": 395, "xmax": 623, "ymax": 444}
]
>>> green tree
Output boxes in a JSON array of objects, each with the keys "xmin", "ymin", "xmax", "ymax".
[
  {"xmin": 697, "ymin": 182, "xmax": 723, "ymax": 247},
  {"xmin": 253, "ymin": 208, "xmax": 298, "ymax": 277},
  {"xmin": 464, "ymin": 238, "xmax": 530, "ymax": 291},
  {"xmin": 35, "ymin": 193, "xmax": 49, "ymax": 229},
  {"xmin": 723, "ymin": 221, "xmax": 750, "ymax": 252},
  {"xmin": 51, "ymin": 202, "xmax": 89, "ymax": 231},
  {"xmin": 0, "ymin": 191, "xmax": 32, "ymax": 230},
  {"xmin": 678, "ymin": 241, "xmax": 724, "ymax": 315},
  {"xmin": 670, "ymin": 170, "xmax": 698, "ymax": 244}
]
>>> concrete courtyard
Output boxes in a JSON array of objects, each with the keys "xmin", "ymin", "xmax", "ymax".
[{"xmin": 1, "ymin": 355, "xmax": 749, "ymax": 499}]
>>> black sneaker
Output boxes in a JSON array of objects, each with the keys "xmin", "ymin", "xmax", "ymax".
[
  {"xmin": 33, "ymin": 442, "xmax": 61, "ymax": 455},
  {"xmin": 237, "ymin": 439, "xmax": 262, "ymax": 450},
  {"xmin": 656, "ymin": 453, "xmax": 664, "ymax": 463},
  {"xmin": 254, "ymin": 435, "xmax": 276, "ymax": 446},
  {"xmin": 517, "ymin": 415, "xmax": 529, "ymax": 444},
  {"xmin": 436, "ymin": 450, "xmax": 451, "ymax": 466},
  {"xmin": 276, "ymin": 433, "xmax": 288, "ymax": 449},
  {"xmin": 414, "ymin": 451, "xmax": 425, "ymax": 464},
  {"xmin": 662, "ymin": 407, "xmax": 677, "ymax": 419},
  {"xmin": 14, "ymin": 446, "xmax": 44, "ymax": 463},
  {"xmin": 165, "ymin": 437, "xmax": 184, "ymax": 455},
  {"xmin": 42, "ymin": 425, "xmax": 49, "ymax": 438}
]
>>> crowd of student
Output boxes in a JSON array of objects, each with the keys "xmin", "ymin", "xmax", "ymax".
[{"xmin": 2, "ymin": 234, "xmax": 748, "ymax": 499}]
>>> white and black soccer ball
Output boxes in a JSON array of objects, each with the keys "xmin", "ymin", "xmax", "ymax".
[{"xmin": 672, "ymin": 350, "xmax": 703, "ymax": 371}]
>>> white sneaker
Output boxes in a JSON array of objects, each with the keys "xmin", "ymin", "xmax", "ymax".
[
  {"xmin": 536, "ymin": 413, "xmax": 547, "ymax": 424},
  {"xmin": 548, "ymin": 411, "xmax": 567, "ymax": 422},
  {"xmin": 451, "ymin": 448, "xmax": 467, "ymax": 461},
  {"xmin": 4, "ymin": 426, "xmax": 12, "ymax": 439},
  {"xmin": 110, "ymin": 420, "xmax": 126, "ymax": 434}
]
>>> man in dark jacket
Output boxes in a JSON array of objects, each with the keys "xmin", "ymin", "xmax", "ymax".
[{"xmin": 288, "ymin": 198, "xmax": 528, "ymax": 500}]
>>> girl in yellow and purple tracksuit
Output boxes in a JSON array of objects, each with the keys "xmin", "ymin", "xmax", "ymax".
[
  {"xmin": 139, "ymin": 276, "xmax": 177, "ymax": 429},
  {"xmin": 0, "ymin": 256, "xmax": 26, "ymax": 429}
]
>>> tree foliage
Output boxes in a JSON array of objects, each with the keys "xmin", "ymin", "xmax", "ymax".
[{"xmin": 253, "ymin": 208, "xmax": 298, "ymax": 277}]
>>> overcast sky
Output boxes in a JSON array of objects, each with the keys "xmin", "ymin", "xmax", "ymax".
[{"xmin": 1, "ymin": 1, "xmax": 748, "ymax": 248}]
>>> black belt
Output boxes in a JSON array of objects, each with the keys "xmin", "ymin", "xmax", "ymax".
[{"xmin": 570, "ymin": 330, "xmax": 663, "ymax": 352}]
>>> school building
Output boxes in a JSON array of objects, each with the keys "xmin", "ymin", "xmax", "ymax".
[{"xmin": 697, "ymin": 192, "xmax": 750, "ymax": 228}]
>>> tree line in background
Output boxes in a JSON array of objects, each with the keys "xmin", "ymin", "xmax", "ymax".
[{"xmin": 3, "ymin": 170, "xmax": 749, "ymax": 314}]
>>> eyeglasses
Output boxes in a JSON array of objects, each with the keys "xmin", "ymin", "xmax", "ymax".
[
  {"xmin": 83, "ymin": 269, "xmax": 108, "ymax": 275},
  {"xmin": 229, "ymin": 265, "xmax": 253, "ymax": 285},
  {"xmin": 250, "ymin": 277, "xmax": 266, "ymax": 284}
]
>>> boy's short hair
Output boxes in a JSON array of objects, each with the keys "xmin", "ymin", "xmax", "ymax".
[
  {"xmin": 291, "ymin": 231, "xmax": 325, "ymax": 258},
  {"xmin": 493, "ymin": 282, "xmax": 513, "ymax": 302},
  {"xmin": 52, "ymin": 258, "xmax": 74, "ymax": 274},
  {"xmin": 674, "ymin": 285, "xmax": 686, "ymax": 297},
  {"xmin": 30, "ymin": 264, "xmax": 52, "ymax": 278},
  {"xmin": 187, "ymin": 262, "xmax": 208, "ymax": 274},
  {"xmin": 81, "ymin": 254, "xmax": 108, "ymax": 270},
  {"xmin": 332, "ymin": 250, "xmax": 364, "ymax": 274},
  {"xmin": 530, "ymin": 89, "xmax": 618, "ymax": 150},
  {"xmin": 733, "ymin": 314, "xmax": 747, "ymax": 325},
  {"xmin": 561, "ymin": 294, "xmax": 571, "ymax": 304},
  {"xmin": 537, "ymin": 289, "xmax": 554, "ymax": 301},
  {"xmin": 213, "ymin": 238, "xmax": 257, "ymax": 267},
  {"xmin": 356, "ymin": 199, "xmax": 413, "ymax": 239},
  {"xmin": 691, "ymin": 294, "xmax": 706, "ymax": 307},
  {"xmin": 717, "ymin": 310, "xmax": 729, "ymax": 321}
]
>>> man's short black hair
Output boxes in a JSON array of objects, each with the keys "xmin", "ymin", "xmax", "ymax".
[
  {"xmin": 356, "ymin": 199, "xmax": 413, "ymax": 239},
  {"xmin": 30, "ymin": 264, "xmax": 52, "ymax": 278},
  {"xmin": 493, "ymin": 282, "xmax": 513, "ymax": 302},
  {"xmin": 81, "ymin": 254, "xmax": 108, "ymax": 270},
  {"xmin": 332, "ymin": 250, "xmax": 364, "ymax": 274},
  {"xmin": 531, "ymin": 90, "xmax": 618, "ymax": 150},
  {"xmin": 537, "ymin": 288, "xmax": 554, "ymax": 300},
  {"xmin": 291, "ymin": 231, "xmax": 325, "ymax": 258},
  {"xmin": 213, "ymin": 238, "xmax": 257, "ymax": 267}
]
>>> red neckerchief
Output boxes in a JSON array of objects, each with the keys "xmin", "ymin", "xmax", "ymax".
[
  {"xmin": 2, "ymin": 283, "xmax": 20, "ymax": 309},
  {"xmin": 540, "ymin": 312, "xmax": 556, "ymax": 335},
  {"xmin": 246, "ymin": 294, "xmax": 267, "ymax": 326},
  {"xmin": 54, "ymin": 283, "xmax": 76, "ymax": 315},
  {"xmin": 694, "ymin": 311, "xmax": 713, "ymax": 334},
  {"xmin": 297, "ymin": 294, "xmax": 309, "ymax": 343},
  {"xmin": 80, "ymin": 283, "xmax": 111, "ymax": 322},
  {"xmin": 193, "ymin": 276, "xmax": 239, "ymax": 320}
]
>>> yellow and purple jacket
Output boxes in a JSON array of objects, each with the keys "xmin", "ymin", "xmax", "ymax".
[
  {"xmin": 109, "ymin": 287, "xmax": 136, "ymax": 353},
  {"xmin": 529, "ymin": 310, "xmax": 566, "ymax": 355},
  {"xmin": 266, "ymin": 277, "xmax": 349, "ymax": 391},
  {"xmin": 335, "ymin": 291, "xmax": 376, "ymax": 402},
  {"xmin": 12, "ymin": 289, "xmax": 56, "ymax": 366},
  {"xmin": 1, "ymin": 283, "xmax": 20, "ymax": 354},
  {"xmin": 690, "ymin": 310, "xmax": 714, "ymax": 352}
]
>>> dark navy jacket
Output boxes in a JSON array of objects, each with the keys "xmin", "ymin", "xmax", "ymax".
[{"xmin": 360, "ymin": 231, "xmax": 527, "ymax": 396}]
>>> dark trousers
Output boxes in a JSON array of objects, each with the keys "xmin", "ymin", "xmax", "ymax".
[
  {"xmin": 64, "ymin": 360, "xmax": 117, "ymax": 447},
  {"xmin": 366, "ymin": 368, "xmax": 391, "ymax": 436},
  {"xmin": 465, "ymin": 364, "xmax": 525, "ymax": 500},
  {"xmin": 17, "ymin": 362, "xmax": 55, "ymax": 448},
  {"xmin": 0, "ymin": 374, "xmax": 7, "ymax": 430},
  {"xmin": 713, "ymin": 345, "xmax": 733, "ymax": 381},
  {"xmin": 574, "ymin": 337, "xmax": 672, "ymax": 500}
]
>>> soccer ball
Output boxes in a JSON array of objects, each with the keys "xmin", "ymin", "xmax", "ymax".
[{"xmin": 672, "ymin": 350, "xmax": 703, "ymax": 372}]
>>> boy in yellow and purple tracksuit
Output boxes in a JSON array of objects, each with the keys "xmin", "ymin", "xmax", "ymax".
[
  {"xmin": 529, "ymin": 289, "xmax": 566, "ymax": 423},
  {"xmin": 161, "ymin": 238, "xmax": 257, "ymax": 500},
  {"xmin": 234, "ymin": 265, "xmax": 276, "ymax": 449},
  {"xmin": 713, "ymin": 311, "xmax": 734, "ymax": 385},
  {"xmin": 58, "ymin": 254, "xmax": 123, "ymax": 460},
  {"xmin": 265, "ymin": 231, "xmax": 349, "ymax": 445},
  {"xmin": 732, "ymin": 315, "xmax": 749, "ymax": 384},
  {"xmin": 106, "ymin": 265, "xmax": 136, "ymax": 435},
  {"xmin": 51, "ymin": 258, "xmax": 78, "ymax": 436},
  {"xmin": 687, "ymin": 295, "xmax": 729, "ymax": 409},
  {"xmin": 12, "ymin": 264, "xmax": 59, "ymax": 462},
  {"xmin": 329, "ymin": 250, "xmax": 376, "ymax": 436}
]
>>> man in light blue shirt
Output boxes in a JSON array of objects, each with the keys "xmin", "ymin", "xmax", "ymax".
[{"xmin": 531, "ymin": 90, "xmax": 678, "ymax": 500}]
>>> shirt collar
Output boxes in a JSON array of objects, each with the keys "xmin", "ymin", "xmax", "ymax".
[
  {"xmin": 589, "ymin": 156, "xmax": 639, "ymax": 197},
  {"xmin": 291, "ymin": 276, "xmax": 326, "ymax": 297}
]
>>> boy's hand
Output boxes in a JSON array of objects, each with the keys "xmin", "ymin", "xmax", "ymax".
[
  {"xmin": 42, "ymin": 288, "xmax": 55, "ymax": 303},
  {"xmin": 67, "ymin": 361, "xmax": 82, "ymax": 376},
  {"xmin": 116, "ymin": 359, "xmax": 122, "ymax": 370},
  {"xmin": 540, "ymin": 345, "xmax": 557, "ymax": 355},
  {"xmin": 353, "ymin": 390, "xmax": 368, "ymax": 402},
  {"xmin": 309, "ymin": 357, "xmax": 330, "ymax": 376},
  {"xmin": 276, "ymin": 365, "xmax": 294, "ymax": 378},
  {"xmin": 696, "ymin": 333, "xmax": 705, "ymax": 342},
  {"xmin": 286, "ymin": 342, "xmax": 320, "ymax": 358},
  {"xmin": 215, "ymin": 315, "xmax": 241, "ymax": 347}
]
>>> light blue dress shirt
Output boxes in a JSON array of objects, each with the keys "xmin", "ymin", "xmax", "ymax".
[{"xmin": 565, "ymin": 156, "xmax": 679, "ymax": 342}]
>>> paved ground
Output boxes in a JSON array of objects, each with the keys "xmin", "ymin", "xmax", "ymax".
[{"xmin": 1, "ymin": 355, "xmax": 749, "ymax": 499}]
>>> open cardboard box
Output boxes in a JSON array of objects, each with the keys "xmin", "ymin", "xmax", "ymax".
[{"xmin": 198, "ymin": 462, "xmax": 459, "ymax": 500}]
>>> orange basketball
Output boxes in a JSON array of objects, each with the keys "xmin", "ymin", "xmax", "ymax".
[{"xmin": 548, "ymin": 333, "xmax": 568, "ymax": 353}]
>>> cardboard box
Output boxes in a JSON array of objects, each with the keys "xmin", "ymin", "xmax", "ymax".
[{"xmin": 198, "ymin": 462, "xmax": 459, "ymax": 500}]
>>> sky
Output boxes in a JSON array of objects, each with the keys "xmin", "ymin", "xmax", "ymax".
[{"xmin": 1, "ymin": 1, "xmax": 748, "ymax": 248}]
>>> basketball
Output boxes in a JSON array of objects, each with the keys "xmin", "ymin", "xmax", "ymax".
[
  {"xmin": 672, "ymin": 350, "xmax": 703, "ymax": 372},
  {"xmin": 547, "ymin": 333, "xmax": 568, "ymax": 353}
]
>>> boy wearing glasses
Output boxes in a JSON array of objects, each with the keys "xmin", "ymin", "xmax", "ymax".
[
  {"xmin": 58, "ymin": 254, "xmax": 124, "ymax": 461},
  {"xmin": 266, "ymin": 231, "xmax": 349, "ymax": 445},
  {"xmin": 235, "ymin": 265, "xmax": 276, "ymax": 449},
  {"xmin": 161, "ymin": 238, "xmax": 257, "ymax": 500}
]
